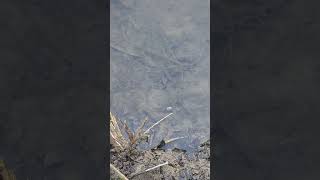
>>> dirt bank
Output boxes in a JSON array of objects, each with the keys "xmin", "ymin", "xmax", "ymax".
[
  {"xmin": 109, "ymin": 112, "xmax": 212, "ymax": 179},
  {"xmin": 110, "ymin": 140, "xmax": 211, "ymax": 180}
]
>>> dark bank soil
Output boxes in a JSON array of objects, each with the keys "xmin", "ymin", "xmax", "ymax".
[{"xmin": 110, "ymin": 140, "xmax": 211, "ymax": 180}]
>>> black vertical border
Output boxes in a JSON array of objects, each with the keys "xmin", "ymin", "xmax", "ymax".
[
  {"xmin": 210, "ymin": 0, "xmax": 320, "ymax": 179},
  {"xmin": 1, "ymin": 0, "xmax": 110, "ymax": 179},
  {"xmin": 210, "ymin": 0, "xmax": 216, "ymax": 179},
  {"xmin": 106, "ymin": 0, "xmax": 111, "ymax": 179}
]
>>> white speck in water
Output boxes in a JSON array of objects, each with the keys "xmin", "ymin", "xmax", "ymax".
[{"xmin": 166, "ymin": 106, "xmax": 173, "ymax": 111}]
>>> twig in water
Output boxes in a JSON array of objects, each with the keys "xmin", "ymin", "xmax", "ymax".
[
  {"xmin": 144, "ymin": 113, "xmax": 173, "ymax": 134},
  {"xmin": 165, "ymin": 136, "xmax": 186, "ymax": 144}
]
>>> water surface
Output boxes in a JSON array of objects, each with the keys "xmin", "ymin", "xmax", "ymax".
[{"xmin": 110, "ymin": 0, "xmax": 210, "ymax": 151}]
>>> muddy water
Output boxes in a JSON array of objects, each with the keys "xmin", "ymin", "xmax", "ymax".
[{"xmin": 110, "ymin": 0, "xmax": 210, "ymax": 151}]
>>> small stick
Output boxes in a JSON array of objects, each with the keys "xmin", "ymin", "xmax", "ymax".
[
  {"xmin": 165, "ymin": 136, "xmax": 185, "ymax": 144},
  {"xmin": 130, "ymin": 161, "xmax": 169, "ymax": 178},
  {"xmin": 145, "ymin": 161, "xmax": 169, "ymax": 172},
  {"xmin": 110, "ymin": 164, "xmax": 129, "ymax": 180},
  {"xmin": 144, "ymin": 113, "xmax": 173, "ymax": 134}
]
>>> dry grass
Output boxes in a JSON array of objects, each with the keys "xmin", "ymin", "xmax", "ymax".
[
  {"xmin": 110, "ymin": 112, "xmax": 175, "ymax": 152},
  {"xmin": 110, "ymin": 112, "xmax": 175, "ymax": 179},
  {"xmin": 0, "ymin": 160, "xmax": 16, "ymax": 180},
  {"xmin": 110, "ymin": 112, "xmax": 149, "ymax": 151},
  {"xmin": 110, "ymin": 112, "xmax": 149, "ymax": 180},
  {"xmin": 110, "ymin": 112, "xmax": 129, "ymax": 150}
]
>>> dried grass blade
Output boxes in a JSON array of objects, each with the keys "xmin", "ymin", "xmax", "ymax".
[{"xmin": 144, "ymin": 113, "xmax": 173, "ymax": 134}]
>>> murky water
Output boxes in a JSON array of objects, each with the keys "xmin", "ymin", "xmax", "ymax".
[{"xmin": 110, "ymin": 0, "xmax": 210, "ymax": 151}]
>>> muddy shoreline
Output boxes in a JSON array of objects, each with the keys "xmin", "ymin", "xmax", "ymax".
[{"xmin": 110, "ymin": 140, "xmax": 211, "ymax": 180}]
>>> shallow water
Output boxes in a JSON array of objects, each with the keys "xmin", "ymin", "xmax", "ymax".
[{"xmin": 110, "ymin": 0, "xmax": 210, "ymax": 151}]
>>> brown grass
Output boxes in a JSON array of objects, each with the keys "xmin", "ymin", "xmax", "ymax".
[{"xmin": 110, "ymin": 112, "xmax": 149, "ymax": 151}]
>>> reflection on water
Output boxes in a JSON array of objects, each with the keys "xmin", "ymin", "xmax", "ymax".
[{"xmin": 110, "ymin": 0, "xmax": 210, "ymax": 151}]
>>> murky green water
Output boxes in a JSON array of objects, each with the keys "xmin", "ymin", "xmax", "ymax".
[{"xmin": 110, "ymin": 0, "xmax": 210, "ymax": 151}]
